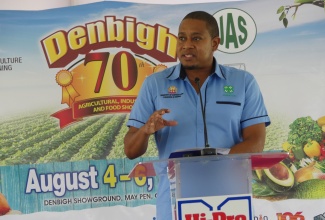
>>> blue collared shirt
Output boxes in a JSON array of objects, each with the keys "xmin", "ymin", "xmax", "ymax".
[{"xmin": 127, "ymin": 59, "xmax": 270, "ymax": 219}]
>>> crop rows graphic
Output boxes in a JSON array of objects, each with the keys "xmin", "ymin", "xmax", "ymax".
[{"xmin": 0, "ymin": 112, "xmax": 158, "ymax": 166}]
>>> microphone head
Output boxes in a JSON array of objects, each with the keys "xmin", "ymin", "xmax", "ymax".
[{"xmin": 194, "ymin": 77, "xmax": 200, "ymax": 83}]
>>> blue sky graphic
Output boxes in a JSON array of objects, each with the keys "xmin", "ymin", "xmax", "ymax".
[{"xmin": 0, "ymin": 0, "xmax": 324, "ymax": 117}]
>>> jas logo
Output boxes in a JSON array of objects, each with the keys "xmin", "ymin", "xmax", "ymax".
[
  {"xmin": 213, "ymin": 8, "xmax": 257, "ymax": 54},
  {"xmin": 177, "ymin": 195, "xmax": 252, "ymax": 220}
]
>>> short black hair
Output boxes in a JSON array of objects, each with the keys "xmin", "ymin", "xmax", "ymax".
[{"xmin": 182, "ymin": 11, "xmax": 219, "ymax": 38}]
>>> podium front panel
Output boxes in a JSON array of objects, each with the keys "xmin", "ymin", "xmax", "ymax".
[
  {"xmin": 127, "ymin": 152, "xmax": 288, "ymax": 220},
  {"xmin": 174, "ymin": 158, "xmax": 252, "ymax": 199},
  {"xmin": 168, "ymin": 155, "xmax": 253, "ymax": 220}
]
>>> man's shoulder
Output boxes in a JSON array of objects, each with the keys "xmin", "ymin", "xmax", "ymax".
[
  {"xmin": 219, "ymin": 64, "xmax": 254, "ymax": 79},
  {"xmin": 219, "ymin": 64, "xmax": 249, "ymax": 74}
]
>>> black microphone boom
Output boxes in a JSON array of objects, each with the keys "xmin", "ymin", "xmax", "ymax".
[
  {"xmin": 194, "ymin": 77, "xmax": 216, "ymax": 156},
  {"xmin": 168, "ymin": 78, "xmax": 217, "ymax": 158}
]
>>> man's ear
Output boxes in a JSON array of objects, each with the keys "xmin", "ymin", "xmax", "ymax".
[{"xmin": 212, "ymin": 36, "xmax": 220, "ymax": 51}]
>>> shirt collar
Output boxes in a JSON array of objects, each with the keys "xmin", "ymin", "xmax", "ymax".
[{"xmin": 166, "ymin": 57, "xmax": 226, "ymax": 80}]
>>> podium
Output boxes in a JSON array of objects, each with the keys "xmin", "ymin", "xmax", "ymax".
[{"xmin": 128, "ymin": 152, "xmax": 288, "ymax": 220}]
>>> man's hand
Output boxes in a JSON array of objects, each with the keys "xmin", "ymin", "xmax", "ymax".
[
  {"xmin": 143, "ymin": 109, "xmax": 178, "ymax": 134},
  {"xmin": 124, "ymin": 108, "xmax": 178, "ymax": 159}
]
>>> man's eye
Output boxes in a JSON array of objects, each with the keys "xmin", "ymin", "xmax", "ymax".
[
  {"xmin": 193, "ymin": 37, "xmax": 200, "ymax": 41},
  {"xmin": 178, "ymin": 37, "xmax": 185, "ymax": 41}
]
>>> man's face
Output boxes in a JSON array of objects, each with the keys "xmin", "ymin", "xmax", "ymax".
[{"xmin": 177, "ymin": 19, "xmax": 219, "ymax": 70}]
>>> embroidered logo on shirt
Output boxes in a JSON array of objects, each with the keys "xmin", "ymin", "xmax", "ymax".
[
  {"xmin": 168, "ymin": 86, "xmax": 177, "ymax": 94},
  {"xmin": 223, "ymin": 85, "xmax": 235, "ymax": 96},
  {"xmin": 224, "ymin": 85, "xmax": 234, "ymax": 93},
  {"xmin": 160, "ymin": 86, "xmax": 183, "ymax": 98}
]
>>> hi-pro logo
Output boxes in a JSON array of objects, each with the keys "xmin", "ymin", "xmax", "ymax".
[
  {"xmin": 177, "ymin": 194, "xmax": 252, "ymax": 220},
  {"xmin": 213, "ymin": 8, "xmax": 257, "ymax": 54}
]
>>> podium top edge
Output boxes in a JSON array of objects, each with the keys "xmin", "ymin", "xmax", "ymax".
[
  {"xmin": 158, "ymin": 151, "xmax": 287, "ymax": 163},
  {"xmin": 128, "ymin": 152, "xmax": 289, "ymax": 178}
]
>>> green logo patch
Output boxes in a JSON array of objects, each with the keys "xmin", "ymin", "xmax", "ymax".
[{"xmin": 224, "ymin": 85, "xmax": 234, "ymax": 93}]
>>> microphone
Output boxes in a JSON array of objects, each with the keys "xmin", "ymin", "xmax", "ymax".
[{"xmin": 194, "ymin": 77, "xmax": 216, "ymax": 156}]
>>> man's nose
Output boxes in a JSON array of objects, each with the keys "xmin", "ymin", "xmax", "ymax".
[{"xmin": 182, "ymin": 39, "xmax": 194, "ymax": 49}]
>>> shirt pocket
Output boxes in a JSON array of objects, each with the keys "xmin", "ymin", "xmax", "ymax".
[
  {"xmin": 216, "ymin": 101, "xmax": 241, "ymax": 106},
  {"xmin": 207, "ymin": 100, "xmax": 243, "ymax": 122}
]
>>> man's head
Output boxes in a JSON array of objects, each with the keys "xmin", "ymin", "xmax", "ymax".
[
  {"xmin": 182, "ymin": 11, "xmax": 219, "ymax": 39},
  {"xmin": 177, "ymin": 11, "xmax": 220, "ymax": 71}
]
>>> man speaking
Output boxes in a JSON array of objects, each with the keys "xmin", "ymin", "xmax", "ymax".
[{"xmin": 124, "ymin": 11, "xmax": 270, "ymax": 220}]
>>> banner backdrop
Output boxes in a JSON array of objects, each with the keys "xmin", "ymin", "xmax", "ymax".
[{"xmin": 0, "ymin": 0, "xmax": 325, "ymax": 219}]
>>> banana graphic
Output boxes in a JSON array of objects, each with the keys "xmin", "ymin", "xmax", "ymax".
[{"xmin": 317, "ymin": 116, "xmax": 325, "ymax": 127}]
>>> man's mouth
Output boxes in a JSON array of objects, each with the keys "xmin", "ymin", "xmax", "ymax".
[{"xmin": 183, "ymin": 54, "xmax": 194, "ymax": 58}]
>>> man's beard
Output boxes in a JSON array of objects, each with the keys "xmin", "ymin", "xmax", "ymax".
[{"xmin": 183, "ymin": 65, "xmax": 197, "ymax": 70}]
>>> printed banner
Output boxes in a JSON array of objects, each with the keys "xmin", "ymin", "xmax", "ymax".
[{"xmin": 0, "ymin": 0, "xmax": 325, "ymax": 219}]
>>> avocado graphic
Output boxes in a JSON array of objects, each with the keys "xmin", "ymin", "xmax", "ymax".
[
  {"xmin": 262, "ymin": 162, "xmax": 294, "ymax": 192},
  {"xmin": 291, "ymin": 179, "xmax": 325, "ymax": 199}
]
